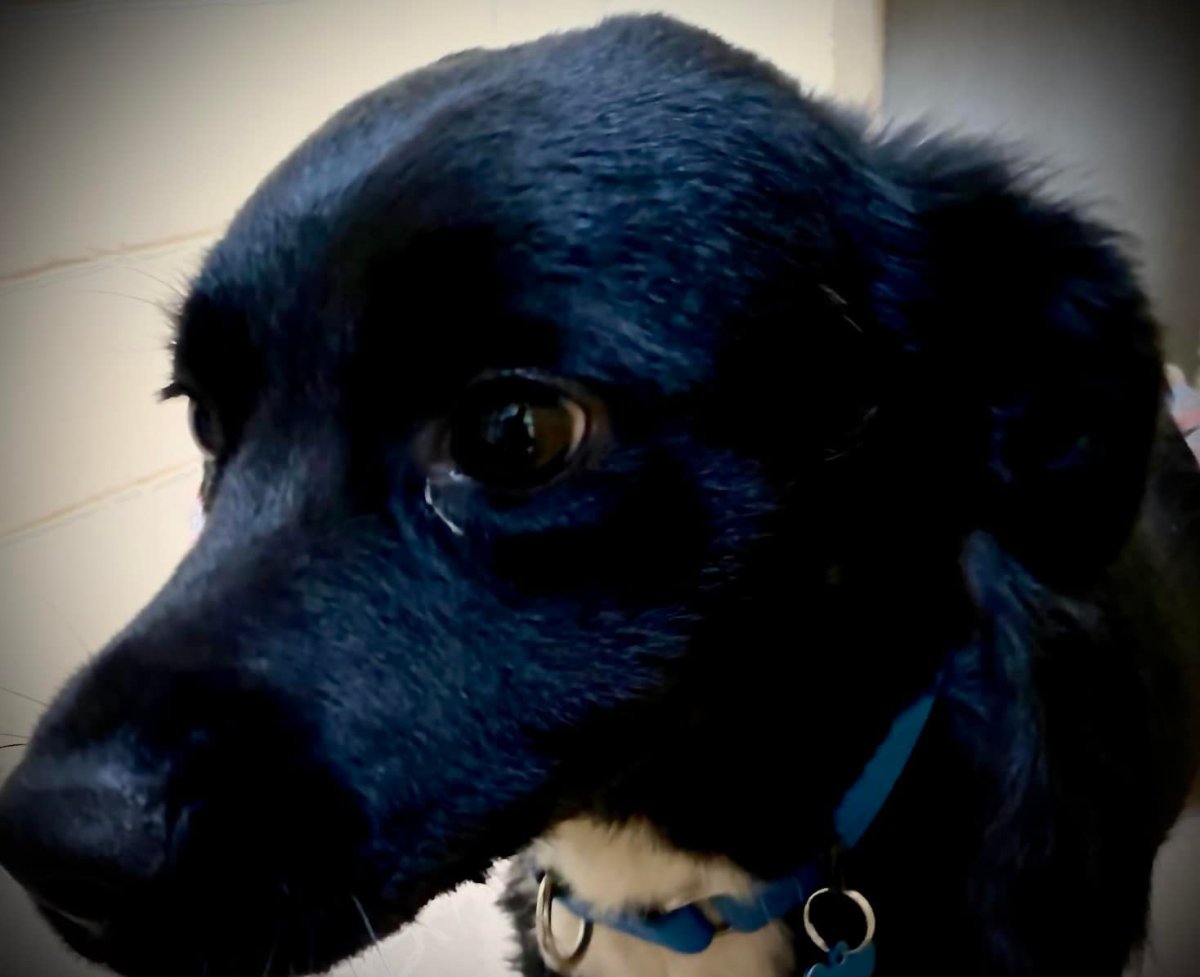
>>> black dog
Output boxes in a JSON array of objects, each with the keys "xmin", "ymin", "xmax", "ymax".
[{"xmin": 1, "ymin": 15, "xmax": 1197, "ymax": 977}]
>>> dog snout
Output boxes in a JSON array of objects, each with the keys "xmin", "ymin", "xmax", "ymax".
[
  {"xmin": 0, "ymin": 620, "xmax": 392, "ymax": 977},
  {"xmin": 0, "ymin": 749, "xmax": 165, "ymax": 937}
]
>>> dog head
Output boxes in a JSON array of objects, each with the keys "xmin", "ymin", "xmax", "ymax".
[{"xmin": 0, "ymin": 15, "xmax": 1161, "ymax": 977}]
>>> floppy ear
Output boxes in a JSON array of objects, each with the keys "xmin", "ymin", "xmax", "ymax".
[{"xmin": 868, "ymin": 140, "xmax": 1163, "ymax": 584}]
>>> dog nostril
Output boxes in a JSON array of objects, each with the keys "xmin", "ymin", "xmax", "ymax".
[{"xmin": 0, "ymin": 754, "xmax": 166, "ymax": 935}]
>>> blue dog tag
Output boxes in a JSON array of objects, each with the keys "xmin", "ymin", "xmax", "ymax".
[{"xmin": 804, "ymin": 941, "xmax": 876, "ymax": 977}]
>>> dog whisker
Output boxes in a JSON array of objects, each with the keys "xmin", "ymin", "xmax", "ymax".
[
  {"xmin": 261, "ymin": 935, "xmax": 278, "ymax": 977},
  {"xmin": 120, "ymin": 261, "xmax": 192, "ymax": 303},
  {"xmin": 351, "ymin": 894, "xmax": 393, "ymax": 977},
  {"xmin": 80, "ymin": 288, "xmax": 176, "ymax": 319}
]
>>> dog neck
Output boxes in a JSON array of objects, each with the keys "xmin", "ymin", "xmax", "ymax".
[{"xmin": 523, "ymin": 678, "xmax": 942, "ymax": 975}]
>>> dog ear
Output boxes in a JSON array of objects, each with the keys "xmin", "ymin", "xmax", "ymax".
[{"xmin": 865, "ymin": 140, "xmax": 1163, "ymax": 584}]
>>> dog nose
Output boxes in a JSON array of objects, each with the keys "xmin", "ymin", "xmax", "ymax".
[{"xmin": 0, "ymin": 754, "xmax": 165, "ymax": 933}]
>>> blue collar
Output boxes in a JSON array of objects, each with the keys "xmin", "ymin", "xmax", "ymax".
[{"xmin": 539, "ymin": 682, "xmax": 939, "ymax": 956}]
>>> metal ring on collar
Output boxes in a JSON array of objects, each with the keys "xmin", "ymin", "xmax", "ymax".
[
  {"xmin": 801, "ymin": 887, "xmax": 876, "ymax": 955},
  {"xmin": 536, "ymin": 871, "xmax": 594, "ymax": 972}
]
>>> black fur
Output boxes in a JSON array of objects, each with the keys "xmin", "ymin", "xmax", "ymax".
[{"xmin": 0, "ymin": 15, "xmax": 1196, "ymax": 977}]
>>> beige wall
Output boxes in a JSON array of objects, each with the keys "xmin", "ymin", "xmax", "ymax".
[{"xmin": 0, "ymin": 2, "xmax": 881, "ymax": 975}]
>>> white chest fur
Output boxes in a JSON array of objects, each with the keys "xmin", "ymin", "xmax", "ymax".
[{"xmin": 530, "ymin": 818, "xmax": 794, "ymax": 977}]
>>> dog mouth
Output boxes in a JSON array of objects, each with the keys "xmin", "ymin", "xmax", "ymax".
[
  {"xmin": 18, "ymin": 881, "xmax": 384, "ymax": 977},
  {"xmin": 0, "ymin": 720, "xmax": 451, "ymax": 977},
  {"xmin": 14, "ymin": 839, "xmax": 431, "ymax": 977},
  {"xmin": 35, "ymin": 891, "xmax": 402, "ymax": 977}
]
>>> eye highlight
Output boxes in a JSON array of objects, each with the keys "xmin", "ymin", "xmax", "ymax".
[{"xmin": 442, "ymin": 374, "xmax": 592, "ymax": 491}]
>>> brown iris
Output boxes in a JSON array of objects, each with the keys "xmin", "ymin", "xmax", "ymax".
[{"xmin": 447, "ymin": 375, "xmax": 589, "ymax": 490}]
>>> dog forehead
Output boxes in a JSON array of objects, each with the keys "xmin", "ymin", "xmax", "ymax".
[
  {"xmin": 182, "ymin": 16, "xmax": 840, "ymax": 397},
  {"xmin": 223, "ymin": 14, "xmax": 806, "ymax": 225}
]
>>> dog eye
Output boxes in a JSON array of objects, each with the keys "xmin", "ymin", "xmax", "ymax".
[
  {"xmin": 188, "ymin": 399, "xmax": 223, "ymax": 458},
  {"xmin": 448, "ymin": 376, "xmax": 589, "ymax": 490}
]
